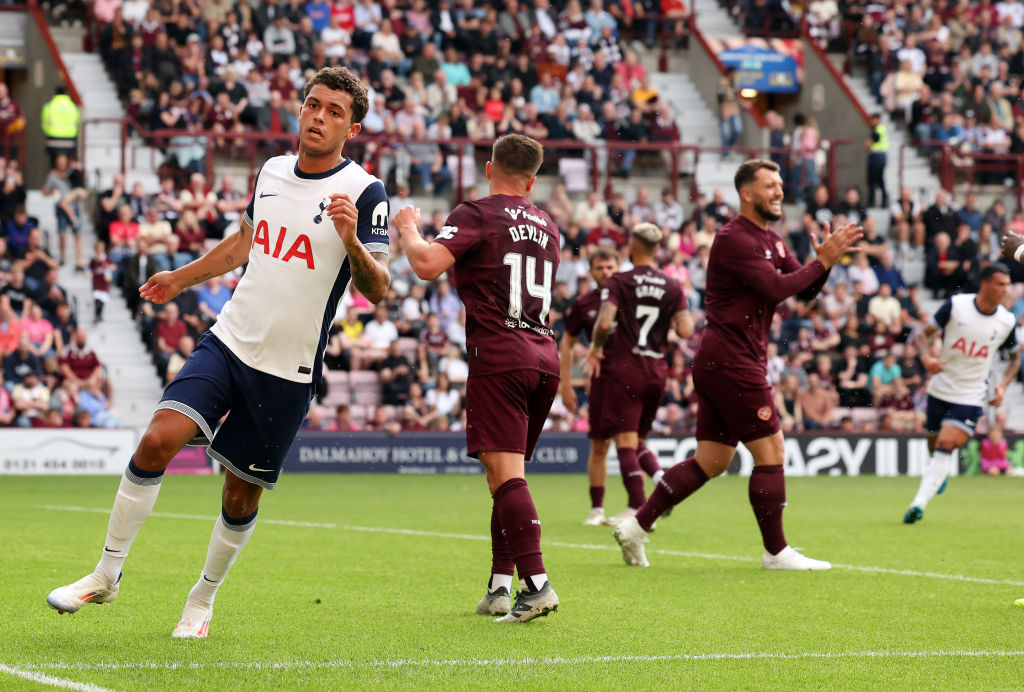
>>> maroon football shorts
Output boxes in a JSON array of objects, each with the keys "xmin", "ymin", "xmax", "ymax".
[
  {"xmin": 465, "ymin": 369, "xmax": 559, "ymax": 460},
  {"xmin": 694, "ymin": 365, "xmax": 780, "ymax": 447},
  {"xmin": 591, "ymin": 370, "xmax": 667, "ymax": 440}
]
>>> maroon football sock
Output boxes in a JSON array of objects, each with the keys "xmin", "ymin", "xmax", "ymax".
[
  {"xmin": 635, "ymin": 457, "xmax": 708, "ymax": 532},
  {"xmin": 637, "ymin": 444, "xmax": 662, "ymax": 478},
  {"xmin": 493, "ymin": 478, "xmax": 545, "ymax": 578},
  {"xmin": 489, "ymin": 502, "xmax": 514, "ymax": 576},
  {"xmin": 749, "ymin": 465, "xmax": 788, "ymax": 555},
  {"xmin": 589, "ymin": 485, "xmax": 605, "ymax": 509},
  {"xmin": 617, "ymin": 447, "xmax": 646, "ymax": 509}
]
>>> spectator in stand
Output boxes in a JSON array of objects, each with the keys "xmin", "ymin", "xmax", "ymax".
[
  {"xmin": 11, "ymin": 370, "xmax": 49, "ymax": 427},
  {"xmin": 654, "ymin": 186, "xmax": 684, "ymax": 233},
  {"xmin": 197, "ymin": 276, "xmax": 232, "ymax": 324},
  {"xmin": 41, "ymin": 153, "xmax": 84, "ymax": 269},
  {"xmin": 0, "ymin": 381, "xmax": 14, "ymax": 426},
  {"xmin": 922, "ymin": 189, "xmax": 958, "ymax": 245},
  {"xmin": 89, "ymin": 240, "xmax": 116, "ymax": 323},
  {"xmin": 153, "ymin": 302, "xmax": 188, "ymax": 378},
  {"xmin": 799, "ymin": 372, "xmax": 837, "ymax": 430},
  {"xmin": 362, "ymin": 304, "xmax": 399, "ymax": 366},
  {"xmin": 956, "ymin": 192, "xmax": 984, "ymax": 234},
  {"xmin": 837, "ymin": 344, "xmax": 871, "ymax": 407},
  {"xmin": 263, "ymin": 15, "xmax": 296, "ymax": 63},
  {"xmin": 2, "ymin": 262, "xmax": 31, "ymax": 315},
  {"xmin": 428, "ymin": 279, "xmax": 461, "ymax": 332},
  {"xmin": 59, "ymin": 327, "xmax": 104, "ymax": 392},
  {"xmin": 419, "ymin": 312, "xmax": 449, "ymax": 375},
  {"xmin": 774, "ymin": 374, "xmax": 804, "ymax": 433},
  {"xmin": 108, "ymin": 204, "xmax": 140, "ymax": 276},
  {"xmin": 867, "ymin": 282, "xmax": 901, "ymax": 328},
  {"xmin": 4, "ymin": 332, "xmax": 40, "ymax": 388},
  {"xmin": 179, "ymin": 173, "xmax": 218, "ymax": 234},
  {"xmin": 980, "ymin": 424, "xmax": 1010, "ymax": 476},
  {"xmin": 869, "ymin": 349, "xmax": 902, "ymax": 406},
  {"xmin": 165, "ymin": 334, "xmax": 195, "ymax": 384},
  {"xmin": 334, "ymin": 404, "xmax": 361, "ymax": 432},
  {"xmin": 0, "ymin": 84, "xmax": 24, "ymax": 160},
  {"xmin": 78, "ymin": 379, "xmax": 121, "ymax": 428},
  {"xmin": 174, "ymin": 209, "xmax": 207, "ymax": 261},
  {"xmin": 138, "ymin": 206, "xmax": 174, "ymax": 272}
]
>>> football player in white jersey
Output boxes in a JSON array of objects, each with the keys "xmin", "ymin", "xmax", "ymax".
[
  {"xmin": 903, "ymin": 264, "xmax": 1019, "ymax": 525},
  {"xmin": 46, "ymin": 67, "xmax": 391, "ymax": 638}
]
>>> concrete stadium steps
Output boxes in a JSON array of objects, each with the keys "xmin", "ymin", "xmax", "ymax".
[
  {"xmin": 841, "ymin": 74, "xmax": 939, "ymax": 207},
  {"xmin": 692, "ymin": 0, "xmax": 744, "ymax": 38}
]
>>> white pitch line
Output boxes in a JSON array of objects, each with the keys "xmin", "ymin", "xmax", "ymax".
[
  {"xmin": 0, "ymin": 663, "xmax": 117, "ymax": 692},
  {"xmin": 31, "ymin": 504, "xmax": 1024, "ymax": 587},
  {"xmin": 16, "ymin": 650, "xmax": 1024, "ymax": 672}
]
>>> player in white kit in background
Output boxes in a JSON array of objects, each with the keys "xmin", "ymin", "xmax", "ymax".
[
  {"xmin": 46, "ymin": 67, "xmax": 391, "ymax": 638},
  {"xmin": 903, "ymin": 264, "xmax": 1020, "ymax": 524}
]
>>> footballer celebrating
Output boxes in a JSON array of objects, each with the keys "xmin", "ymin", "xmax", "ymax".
[
  {"xmin": 614, "ymin": 159, "xmax": 861, "ymax": 569},
  {"xmin": 46, "ymin": 67, "xmax": 391, "ymax": 638},
  {"xmin": 584, "ymin": 223, "xmax": 693, "ymax": 526},
  {"xmin": 394, "ymin": 134, "xmax": 560, "ymax": 623}
]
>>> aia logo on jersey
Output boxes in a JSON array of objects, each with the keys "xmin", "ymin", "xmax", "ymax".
[
  {"xmin": 253, "ymin": 220, "xmax": 315, "ymax": 269},
  {"xmin": 950, "ymin": 337, "xmax": 989, "ymax": 359},
  {"xmin": 757, "ymin": 406, "xmax": 772, "ymax": 421}
]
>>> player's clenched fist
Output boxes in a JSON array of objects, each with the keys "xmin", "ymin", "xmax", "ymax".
[
  {"xmin": 326, "ymin": 193, "xmax": 359, "ymax": 244},
  {"xmin": 392, "ymin": 206, "xmax": 421, "ymax": 233},
  {"xmin": 810, "ymin": 221, "xmax": 864, "ymax": 268},
  {"xmin": 1000, "ymin": 231, "xmax": 1024, "ymax": 263}
]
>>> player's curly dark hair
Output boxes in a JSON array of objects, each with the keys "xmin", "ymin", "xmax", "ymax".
[
  {"xmin": 491, "ymin": 134, "xmax": 544, "ymax": 178},
  {"xmin": 302, "ymin": 66, "xmax": 369, "ymax": 124}
]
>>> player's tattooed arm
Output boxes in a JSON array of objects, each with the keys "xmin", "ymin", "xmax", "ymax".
[
  {"xmin": 992, "ymin": 347, "xmax": 1022, "ymax": 406},
  {"xmin": 583, "ymin": 302, "xmax": 617, "ymax": 380},
  {"xmin": 559, "ymin": 331, "xmax": 580, "ymax": 411},
  {"xmin": 139, "ymin": 218, "xmax": 253, "ymax": 305},
  {"xmin": 914, "ymin": 324, "xmax": 945, "ymax": 374},
  {"xmin": 590, "ymin": 301, "xmax": 618, "ymax": 351},
  {"xmin": 350, "ymin": 247, "xmax": 392, "ymax": 304},
  {"xmin": 327, "ymin": 193, "xmax": 391, "ymax": 303}
]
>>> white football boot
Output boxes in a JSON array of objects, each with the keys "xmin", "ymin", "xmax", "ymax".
[
  {"xmin": 761, "ymin": 546, "xmax": 831, "ymax": 570},
  {"xmin": 613, "ymin": 517, "xmax": 650, "ymax": 567},
  {"xmin": 582, "ymin": 507, "xmax": 606, "ymax": 526},
  {"xmin": 172, "ymin": 599, "xmax": 213, "ymax": 639},
  {"xmin": 47, "ymin": 572, "xmax": 120, "ymax": 614}
]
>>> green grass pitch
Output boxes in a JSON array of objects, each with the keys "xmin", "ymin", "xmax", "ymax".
[{"xmin": 1, "ymin": 473, "xmax": 1022, "ymax": 690}]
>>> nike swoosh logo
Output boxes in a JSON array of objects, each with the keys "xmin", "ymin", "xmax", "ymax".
[
  {"xmin": 103, "ymin": 546, "xmax": 119, "ymax": 553},
  {"xmin": 202, "ymin": 575, "xmax": 220, "ymax": 584},
  {"xmin": 259, "ymin": 192, "xmax": 278, "ymax": 198},
  {"xmin": 249, "ymin": 464, "xmax": 273, "ymax": 473}
]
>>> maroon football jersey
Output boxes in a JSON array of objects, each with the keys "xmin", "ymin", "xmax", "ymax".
[
  {"xmin": 696, "ymin": 215, "xmax": 828, "ymax": 371},
  {"xmin": 564, "ymin": 289, "xmax": 602, "ymax": 343},
  {"xmin": 601, "ymin": 265, "xmax": 685, "ymax": 376},
  {"xmin": 436, "ymin": 194, "xmax": 560, "ymax": 376}
]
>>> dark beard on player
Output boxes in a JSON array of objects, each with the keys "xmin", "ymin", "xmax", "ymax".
[{"xmin": 754, "ymin": 202, "xmax": 782, "ymax": 222}]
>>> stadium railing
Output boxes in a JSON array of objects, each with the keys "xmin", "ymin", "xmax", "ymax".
[
  {"xmin": 899, "ymin": 141, "xmax": 1024, "ymax": 210},
  {"xmin": 82, "ymin": 116, "xmax": 855, "ymax": 204}
]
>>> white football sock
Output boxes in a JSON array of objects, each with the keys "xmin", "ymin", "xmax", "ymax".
[
  {"xmin": 95, "ymin": 465, "xmax": 163, "ymax": 583},
  {"xmin": 488, "ymin": 573, "xmax": 513, "ymax": 594},
  {"xmin": 911, "ymin": 449, "xmax": 955, "ymax": 510},
  {"xmin": 188, "ymin": 511, "xmax": 258, "ymax": 607},
  {"xmin": 523, "ymin": 573, "xmax": 548, "ymax": 592}
]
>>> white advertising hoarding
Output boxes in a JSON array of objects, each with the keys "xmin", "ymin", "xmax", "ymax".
[{"xmin": 0, "ymin": 429, "xmax": 138, "ymax": 475}]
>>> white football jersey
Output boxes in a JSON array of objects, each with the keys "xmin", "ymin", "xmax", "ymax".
[
  {"xmin": 211, "ymin": 155, "xmax": 390, "ymax": 383},
  {"xmin": 926, "ymin": 293, "xmax": 1017, "ymax": 406}
]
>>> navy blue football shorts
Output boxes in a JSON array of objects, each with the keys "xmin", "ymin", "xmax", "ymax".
[
  {"xmin": 924, "ymin": 394, "xmax": 983, "ymax": 436},
  {"xmin": 157, "ymin": 332, "xmax": 314, "ymax": 489}
]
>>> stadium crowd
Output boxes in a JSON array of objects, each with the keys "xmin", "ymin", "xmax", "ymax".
[
  {"xmin": 0, "ymin": 144, "xmax": 122, "ymax": 429},
  {"xmin": 14, "ymin": 0, "xmax": 1024, "ymax": 435}
]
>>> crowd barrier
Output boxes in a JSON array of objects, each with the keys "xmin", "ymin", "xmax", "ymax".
[{"xmin": 2, "ymin": 430, "xmax": 1011, "ymax": 477}]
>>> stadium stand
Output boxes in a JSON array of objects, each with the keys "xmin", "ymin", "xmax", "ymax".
[{"xmin": 8, "ymin": 0, "xmax": 1023, "ymax": 436}]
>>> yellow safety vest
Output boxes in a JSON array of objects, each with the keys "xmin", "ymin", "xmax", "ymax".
[
  {"xmin": 870, "ymin": 124, "xmax": 889, "ymax": 153},
  {"xmin": 41, "ymin": 95, "xmax": 80, "ymax": 138}
]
